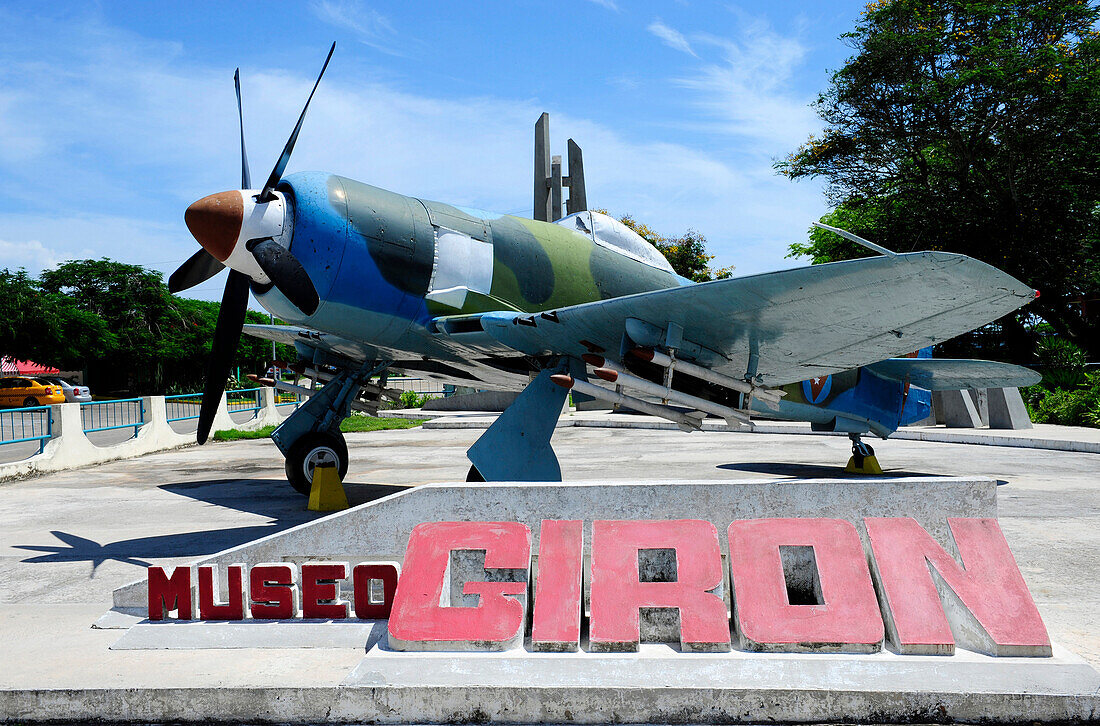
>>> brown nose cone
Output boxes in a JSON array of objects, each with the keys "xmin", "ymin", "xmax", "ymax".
[{"xmin": 184, "ymin": 191, "xmax": 243, "ymax": 262}]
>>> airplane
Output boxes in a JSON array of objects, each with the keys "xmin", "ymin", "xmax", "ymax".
[{"xmin": 169, "ymin": 44, "xmax": 1040, "ymax": 494}]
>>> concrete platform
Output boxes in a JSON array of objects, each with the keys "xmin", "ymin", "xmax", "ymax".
[{"xmin": 2, "ymin": 423, "xmax": 1099, "ymax": 723}]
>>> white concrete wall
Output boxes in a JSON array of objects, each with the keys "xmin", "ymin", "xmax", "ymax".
[{"xmin": 0, "ymin": 388, "xmax": 293, "ymax": 481}]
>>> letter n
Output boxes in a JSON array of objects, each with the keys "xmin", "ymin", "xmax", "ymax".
[
  {"xmin": 148, "ymin": 566, "xmax": 192, "ymax": 620},
  {"xmin": 866, "ymin": 517, "xmax": 1051, "ymax": 656}
]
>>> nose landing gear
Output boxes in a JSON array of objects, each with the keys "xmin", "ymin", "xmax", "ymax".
[{"xmin": 844, "ymin": 432, "xmax": 884, "ymax": 475}]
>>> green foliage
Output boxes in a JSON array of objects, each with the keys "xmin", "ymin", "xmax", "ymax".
[
  {"xmin": 212, "ymin": 416, "xmax": 425, "ymax": 441},
  {"xmin": 383, "ymin": 389, "xmax": 435, "ymax": 409},
  {"xmin": 1019, "ymin": 336, "xmax": 1098, "ymax": 427},
  {"xmin": 1022, "ymin": 372, "xmax": 1100, "ymax": 427},
  {"xmin": 0, "ymin": 259, "xmax": 295, "ymax": 394},
  {"xmin": 1034, "ymin": 336, "xmax": 1088, "ymax": 388},
  {"xmin": 780, "ymin": 0, "xmax": 1100, "ymax": 358},
  {"xmin": 599, "ymin": 211, "xmax": 735, "ymax": 282}
]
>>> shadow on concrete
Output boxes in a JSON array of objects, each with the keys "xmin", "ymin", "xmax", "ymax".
[
  {"xmin": 716, "ymin": 462, "xmax": 946, "ymax": 479},
  {"xmin": 159, "ymin": 478, "xmax": 411, "ymax": 519},
  {"xmin": 14, "ymin": 525, "xmax": 283, "ymax": 574},
  {"xmin": 13, "ymin": 479, "xmax": 411, "ymax": 575}
]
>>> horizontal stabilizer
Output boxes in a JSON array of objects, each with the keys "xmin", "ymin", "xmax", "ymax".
[{"xmin": 865, "ymin": 358, "xmax": 1041, "ymax": 391}]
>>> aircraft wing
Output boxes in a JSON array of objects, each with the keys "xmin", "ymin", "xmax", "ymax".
[
  {"xmin": 456, "ymin": 251, "xmax": 1035, "ymax": 386},
  {"xmin": 865, "ymin": 358, "xmax": 1041, "ymax": 391},
  {"xmin": 242, "ymin": 323, "xmax": 389, "ymax": 364}
]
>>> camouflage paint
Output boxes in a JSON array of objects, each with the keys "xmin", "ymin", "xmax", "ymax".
[{"xmin": 255, "ymin": 171, "xmax": 930, "ymax": 439}]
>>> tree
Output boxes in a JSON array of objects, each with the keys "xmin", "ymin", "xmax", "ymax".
[
  {"xmin": 778, "ymin": 0, "xmax": 1100, "ymax": 359},
  {"xmin": 605, "ymin": 212, "xmax": 735, "ymax": 282},
  {"xmin": 0, "ymin": 260, "xmax": 293, "ymax": 394}
]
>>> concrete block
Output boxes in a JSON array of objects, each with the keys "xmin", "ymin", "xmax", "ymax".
[
  {"xmin": 967, "ymin": 388, "xmax": 990, "ymax": 426},
  {"xmin": 988, "ymin": 387, "xmax": 1033, "ymax": 430},
  {"xmin": 423, "ymin": 390, "xmax": 519, "ymax": 412},
  {"xmin": 941, "ymin": 389, "xmax": 983, "ymax": 428},
  {"xmin": 112, "ymin": 478, "xmax": 998, "ymax": 610}
]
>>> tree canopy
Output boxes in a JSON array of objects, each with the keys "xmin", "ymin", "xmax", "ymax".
[
  {"xmin": 0, "ymin": 260, "xmax": 291, "ymax": 394},
  {"xmin": 779, "ymin": 0, "xmax": 1100, "ymax": 359}
]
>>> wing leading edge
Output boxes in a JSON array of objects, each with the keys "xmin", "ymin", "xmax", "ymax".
[{"xmin": 453, "ymin": 251, "xmax": 1035, "ymax": 386}]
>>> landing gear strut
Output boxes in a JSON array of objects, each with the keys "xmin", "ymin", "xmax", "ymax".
[
  {"xmin": 272, "ymin": 359, "xmax": 391, "ymax": 495},
  {"xmin": 844, "ymin": 433, "xmax": 884, "ymax": 475}
]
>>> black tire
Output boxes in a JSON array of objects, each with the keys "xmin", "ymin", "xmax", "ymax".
[
  {"xmin": 22, "ymin": 397, "xmax": 37, "ymax": 407},
  {"xmin": 466, "ymin": 464, "xmax": 485, "ymax": 482},
  {"xmin": 284, "ymin": 431, "xmax": 349, "ymax": 496}
]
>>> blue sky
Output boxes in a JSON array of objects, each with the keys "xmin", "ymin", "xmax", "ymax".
[{"xmin": 0, "ymin": 0, "xmax": 865, "ymax": 302}]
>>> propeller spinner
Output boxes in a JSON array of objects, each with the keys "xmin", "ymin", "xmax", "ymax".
[{"xmin": 171, "ymin": 42, "xmax": 334, "ymax": 444}]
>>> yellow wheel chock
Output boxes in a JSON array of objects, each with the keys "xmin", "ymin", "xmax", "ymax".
[{"xmin": 308, "ymin": 462, "xmax": 349, "ymax": 512}]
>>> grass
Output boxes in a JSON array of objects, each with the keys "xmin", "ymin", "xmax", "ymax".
[{"xmin": 212, "ymin": 416, "xmax": 427, "ymax": 442}]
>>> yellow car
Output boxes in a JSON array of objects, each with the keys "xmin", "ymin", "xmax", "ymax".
[{"xmin": 0, "ymin": 377, "xmax": 67, "ymax": 408}]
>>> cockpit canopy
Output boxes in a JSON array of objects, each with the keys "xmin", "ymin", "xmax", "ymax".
[{"xmin": 555, "ymin": 211, "xmax": 676, "ymax": 274}]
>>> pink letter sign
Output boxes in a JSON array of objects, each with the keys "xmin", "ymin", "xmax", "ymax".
[
  {"xmin": 728, "ymin": 518, "xmax": 883, "ymax": 652},
  {"xmin": 388, "ymin": 521, "xmax": 531, "ymax": 651},
  {"xmin": 589, "ymin": 519, "xmax": 730, "ymax": 652},
  {"xmin": 866, "ymin": 517, "xmax": 1051, "ymax": 656}
]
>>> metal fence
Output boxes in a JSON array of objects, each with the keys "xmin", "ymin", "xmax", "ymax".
[
  {"xmin": 275, "ymin": 391, "xmax": 302, "ymax": 409},
  {"xmin": 80, "ymin": 398, "xmax": 145, "ymax": 437},
  {"xmin": 226, "ymin": 388, "xmax": 262, "ymax": 416},
  {"xmin": 165, "ymin": 394, "xmax": 202, "ymax": 423},
  {"xmin": 0, "ymin": 404, "xmax": 53, "ymax": 454}
]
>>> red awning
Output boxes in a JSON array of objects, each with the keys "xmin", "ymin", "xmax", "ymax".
[{"xmin": 0, "ymin": 357, "xmax": 61, "ymax": 376}]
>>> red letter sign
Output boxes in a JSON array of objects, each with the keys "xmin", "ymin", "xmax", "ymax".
[
  {"xmin": 388, "ymin": 521, "xmax": 531, "ymax": 651},
  {"xmin": 301, "ymin": 562, "xmax": 349, "ymax": 619},
  {"xmin": 531, "ymin": 520, "xmax": 583, "ymax": 652},
  {"xmin": 197, "ymin": 564, "xmax": 245, "ymax": 621},
  {"xmin": 148, "ymin": 566, "xmax": 192, "ymax": 621},
  {"xmin": 589, "ymin": 519, "xmax": 730, "ymax": 652},
  {"xmin": 866, "ymin": 517, "xmax": 1051, "ymax": 656},
  {"xmin": 728, "ymin": 518, "xmax": 883, "ymax": 652},
  {"xmin": 353, "ymin": 562, "xmax": 400, "ymax": 620},
  {"xmin": 249, "ymin": 563, "xmax": 300, "ymax": 620}
]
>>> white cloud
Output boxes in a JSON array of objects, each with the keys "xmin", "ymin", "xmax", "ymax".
[
  {"xmin": 0, "ymin": 12, "xmax": 828, "ymax": 298},
  {"xmin": 586, "ymin": 0, "xmax": 620, "ymax": 11},
  {"xmin": 674, "ymin": 18, "xmax": 820, "ymax": 149},
  {"xmin": 310, "ymin": 0, "xmax": 403, "ymax": 56},
  {"xmin": 0, "ymin": 239, "xmax": 64, "ymax": 271},
  {"xmin": 648, "ymin": 19, "xmax": 698, "ymax": 57}
]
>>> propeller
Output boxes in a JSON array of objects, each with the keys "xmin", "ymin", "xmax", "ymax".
[
  {"xmin": 247, "ymin": 238, "xmax": 320, "ymax": 314},
  {"xmin": 257, "ymin": 41, "xmax": 335, "ymax": 203},
  {"xmin": 186, "ymin": 45, "xmax": 333, "ymax": 444}
]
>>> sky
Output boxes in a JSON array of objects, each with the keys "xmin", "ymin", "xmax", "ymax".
[{"xmin": 0, "ymin": 0, "xmax": 866, "ymax": 303}]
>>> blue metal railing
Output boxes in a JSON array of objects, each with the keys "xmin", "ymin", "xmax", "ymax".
[
  {"xmin": 165, "ymin": 394, "xmax": 202, "ymax": 423},
  {"xmin": 0, "ymin": 404, "xmax": 53, "ymax": 454},
  {"xmin": 275, "ymin": 391, "xmax": 302, "ymax": 409},
  {"xmin": 226, "ymin": 388, "xmax": 261, "ymax": 416},
  {"xmin": 80, "ymin": 398, "xmax": 145, "ymax": 436}
]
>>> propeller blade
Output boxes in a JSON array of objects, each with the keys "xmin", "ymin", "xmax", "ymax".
[
  {"xmin": 248, "ymin": 238, "xmax": 320, "ymax": 315},
  {"xmin": 196, "ymin": 270, "xmax": 250, "ymax": 444},
  {"xmin": 168, "ymin": 249, "xmax": 225, "ymax": 293},
  {"xmin": 234, "ymin": 68, "xmax": 252, "ymax": 189},
  {"xmin": 257, "ymin": 41, "xmax": 335, "ymax": 203}
]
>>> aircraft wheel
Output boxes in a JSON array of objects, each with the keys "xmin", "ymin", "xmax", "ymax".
[
  {"xmin": 466, "ymin": 465, "xmax": 485, "ymax": 482},
  {"xmin": 285, "ymin": 431, "xmax": 348, "ymax": 495}
]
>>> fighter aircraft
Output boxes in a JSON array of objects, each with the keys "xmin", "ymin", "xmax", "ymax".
[{"xmin": 169, "ymin": 44, "xmax": 1040, "ymax": 494}]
